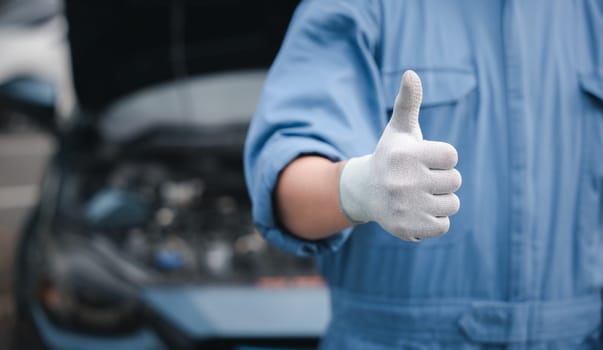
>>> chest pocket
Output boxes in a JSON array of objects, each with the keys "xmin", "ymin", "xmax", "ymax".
[
  {"xmin": 376, "ymin": 67, "xmax": 478, "ymax": 248},
  {"xmin": 384, "ymin": 68, "xmax": 477, "ymax": 113}
]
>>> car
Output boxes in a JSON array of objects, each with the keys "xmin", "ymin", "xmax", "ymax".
[
  {"xmin": 0, "ymin": 0, "xmax": 74, "ymax": 129},
  {"xmin": 5, "ymin": 1, "xmax": 331, "ymax": 349}
]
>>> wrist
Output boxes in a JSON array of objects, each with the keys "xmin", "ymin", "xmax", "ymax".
[{"xmin": 338, "ymin": 154, "xmax": 373, "ymax": 224}]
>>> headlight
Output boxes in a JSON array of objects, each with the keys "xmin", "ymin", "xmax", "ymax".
[{"xmin": 36, "ymin": 234, "xmax": 148, "ymax": 334}]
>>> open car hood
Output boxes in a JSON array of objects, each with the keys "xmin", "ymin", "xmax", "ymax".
[
  {"xmin": 99, "ymin": 69, "xmax": 266, "ymax": 143},
  {"xmin": 65, "ymin": 0, "xmax": 300, "ymax": 114}
]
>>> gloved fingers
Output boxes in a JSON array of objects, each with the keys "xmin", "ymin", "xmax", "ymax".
[
  {"xmin": 389, "ymin": 212, "xmax": 452, "ymax": 241},
  {"xmin": 420, "ymin": 215, "xmax": 451, "ymax": 239},
  {"xmin": 426, "ymin": 169, "xmax": 462, "ymax": 194},
  {"xmin": 433, "ymin": 216, "xmax": 451, "ymax": 236},
  {"xmin": 419, "ymin": 140, "xmax": 458, "ymax": 170},
  {"xmin": 429, "ymin": 193, "xmax": 460, "ymax": 217}
]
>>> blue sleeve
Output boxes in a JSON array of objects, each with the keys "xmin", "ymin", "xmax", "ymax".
[{"xmin": 244, "ymin": 0, "xmax": 385, "ymax": 256}]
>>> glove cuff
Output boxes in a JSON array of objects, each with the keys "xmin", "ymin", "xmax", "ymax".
[{"xmin": 338, "ymin": 154, "xmax": 373, "ymax": 224}]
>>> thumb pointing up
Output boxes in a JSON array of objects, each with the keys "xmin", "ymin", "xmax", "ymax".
[
  {"xmin": 390, "ymin": 70, "xmax": 423, "ymax": 140},
  {"xmin": 339, "ymin": 69, "xmax": 461, "ymax": 241}
]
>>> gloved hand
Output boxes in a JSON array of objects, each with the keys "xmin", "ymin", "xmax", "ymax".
[{"xmin": 339, "ymin": 70, "xmax": 461, "ymax": 241}]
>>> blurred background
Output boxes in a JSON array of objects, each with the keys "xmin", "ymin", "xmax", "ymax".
[
  {"xmin": 0, "ymin": 1, "xmax": 329, "ymax": 349},
  {"xmin": 0, "ymin": 0, "xmax": 66, "ymax": 346}
]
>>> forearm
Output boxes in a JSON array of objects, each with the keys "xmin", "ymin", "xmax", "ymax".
[{"xmin": 274, "ymin": 156, "xmax": 353, "ymax": 240}]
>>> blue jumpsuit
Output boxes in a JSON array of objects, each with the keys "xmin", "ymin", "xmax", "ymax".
[{"xmin": 244, "ymin": 0, "xmax": 603, "ymax": 348}]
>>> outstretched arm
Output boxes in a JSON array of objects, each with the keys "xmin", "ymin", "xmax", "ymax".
[{"xmin": 274, "ymin": 71, "xmax": 461, "ymax": 243}]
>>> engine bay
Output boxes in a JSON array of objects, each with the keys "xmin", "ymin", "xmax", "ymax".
[
  {"xmin": 29, "ymin": 145, "xmax": 323, "ymax": 333},
  {"xmin": 51, "ymin": 151, "xmax": 321, "ymax": 286}
]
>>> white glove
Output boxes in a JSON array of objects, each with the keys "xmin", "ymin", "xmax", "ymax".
[{"xmin": 339, "ymin": 70, "xmax": 461, "ymax": 241}]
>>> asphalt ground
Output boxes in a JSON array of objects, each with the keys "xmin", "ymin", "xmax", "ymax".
[{"xmin": 0, "ymin": 127, "xmax": 54, "ymax": 348}]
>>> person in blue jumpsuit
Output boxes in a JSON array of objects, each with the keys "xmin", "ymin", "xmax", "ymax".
[{"xmin": 244, "ymin": 0, "xmax": 603, "ymax": 348}]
